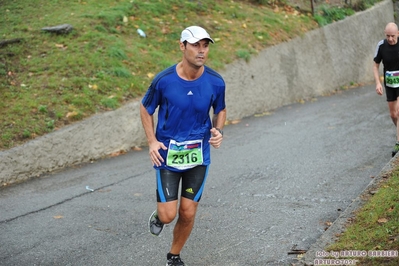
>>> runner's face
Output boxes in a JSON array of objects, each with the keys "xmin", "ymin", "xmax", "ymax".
[
  {"xmin": 385, "ymin": 28, "xmax": 398, "ymax": 45},
  {"xmin": 182, "ymin": 40, "xmax": 210, "ymax": 68}
]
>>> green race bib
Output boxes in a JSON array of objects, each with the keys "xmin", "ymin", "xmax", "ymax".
[
  {"xmin": 386, "ymin": 71, "xmax": 399, "ymax": 88},
  {"xmin": 166, "ymin": 139, "xmax": 203, "ymax": 170}
]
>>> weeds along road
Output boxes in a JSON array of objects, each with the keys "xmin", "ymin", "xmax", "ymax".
[{"xmin": 0, "ymin": 84, "xmax": 393, "ymax": 266}]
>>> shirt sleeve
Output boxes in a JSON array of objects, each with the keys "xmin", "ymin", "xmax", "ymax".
[
  {"xmin": 213, "ymin": 84, "xmax": 226, "ymax": 114},
  {"xmin": 141, "ymin": 82, "xmax": 161, "ymax": 115},
  {"xmin": 373, "ymin": 40, "xmax": 383, "ymax": 64}
]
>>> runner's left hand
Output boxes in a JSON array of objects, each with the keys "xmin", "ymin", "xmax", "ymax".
[{"xmin": 209, "ymin": 128, "xmax": 223, "ymax": 149}]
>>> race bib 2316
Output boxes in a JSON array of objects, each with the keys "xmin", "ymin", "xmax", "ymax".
[{"xmin": 166, "ymin": 139, "xmax": 203, "ymax": 170}]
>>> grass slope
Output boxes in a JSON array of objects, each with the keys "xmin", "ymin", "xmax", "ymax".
[{"xmin": 0, "ymin": 0, "xmax": 319, "ymax": 150}]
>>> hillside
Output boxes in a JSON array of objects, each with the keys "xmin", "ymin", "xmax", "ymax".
[{"xmin": 0, "ymin": 0, "xmax": 368, "ymax": 150}]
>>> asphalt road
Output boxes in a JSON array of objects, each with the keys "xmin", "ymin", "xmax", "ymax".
[{"xmin": 0, "ymin": 84, "xmax": 394, "ymax": 266}]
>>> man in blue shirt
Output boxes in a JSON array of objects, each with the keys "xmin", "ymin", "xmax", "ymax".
[{"xmin": 140, "ymin": 25, "xmax": 227, "ymax": 266}]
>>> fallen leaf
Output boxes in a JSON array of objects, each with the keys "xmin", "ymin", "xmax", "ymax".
[
  {"xmin": 89, "ymin": 84, "xmax": 98, "ymax": 90},
  {"xmin": 53, "ymin": 215, "xmax": 64, "ymax": 219},
  {"xmin": 254, "ymin": 111, "xmax": 272, "ymax": 117},
  {"xmin": 66, "ymin": 111, "xmax": 78, "ymax": 118},
  {"xmin": 55, "ymin": 43, "xmax": 66, "ymax": 49},
  {"xmin": 377, "ymin": 218, "xmax": 388, "ymax": 224},
  {"xmin": 147, "ymin": 72, "xmax": 155, "ymax": 78},
  {"xmin": 110, "ymin": 150, "xmax": 126, "ymax": 157}
]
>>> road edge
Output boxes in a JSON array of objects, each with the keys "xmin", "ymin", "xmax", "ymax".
[{"xmin": 297, "ymin": 155, "xmax": 399, "ymax": 265}]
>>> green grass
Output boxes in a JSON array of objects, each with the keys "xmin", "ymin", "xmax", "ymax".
[
  {"xmin": 325, "ymin": 159, "xmax": 399, "ymax": 266},
  {"xmin": 0, "ymin": 0, "xmax": 378, "ymax": 150},
  {"xmin": 314, "ymin": 5, "xmax": 355, "ymax": 26}
]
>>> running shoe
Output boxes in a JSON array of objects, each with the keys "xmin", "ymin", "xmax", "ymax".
[
  {"xmin": 148, "ymin": 210, "xmax": 164, "ymax": 236},
  {"xmin": 166, "ymin": 254, "xmax": 185, "ymax": 266},
  {"xmin": 392, "ymin": 142, "xmax": 399, "ymax": 157}
]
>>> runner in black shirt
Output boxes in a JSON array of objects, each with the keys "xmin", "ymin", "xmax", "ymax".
[{"xmin": 373, "ymin": 22, "xmax": 399, "ymax": 156}]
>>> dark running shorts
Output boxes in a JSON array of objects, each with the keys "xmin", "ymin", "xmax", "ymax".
[
  {"xmin": 385, "ymin": 84, "xmax": 399, "ymax": 102},
  {"xmin": 155, "ymin": 165, "xmax": 209, "ymax": 203}
]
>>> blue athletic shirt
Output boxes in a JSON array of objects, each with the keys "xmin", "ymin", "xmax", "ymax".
[{"xmin": 141, "ymin": 64, "xmax": 226, "ymax": 172}]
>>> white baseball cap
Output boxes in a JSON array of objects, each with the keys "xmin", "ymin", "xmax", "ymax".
[{"xmin": 180, "ymin": 26, "xmax": 214, "ymax": 44}]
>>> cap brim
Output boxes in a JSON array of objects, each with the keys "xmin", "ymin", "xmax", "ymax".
[{"xmin": 185, "ymin": 37, "xmax": 214, "ymax": 44}]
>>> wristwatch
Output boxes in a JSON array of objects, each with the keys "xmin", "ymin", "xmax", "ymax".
[{"xmin": 215, "ymin": 128, "xmax": 223, "ymax": 136}]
